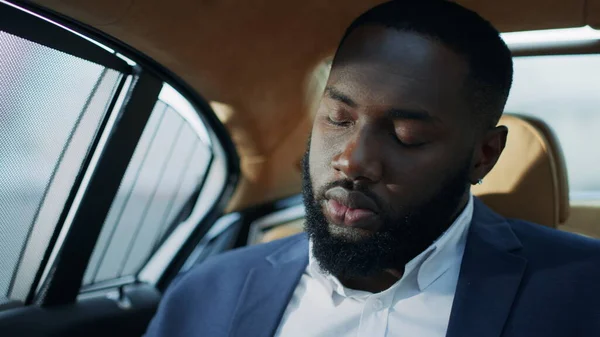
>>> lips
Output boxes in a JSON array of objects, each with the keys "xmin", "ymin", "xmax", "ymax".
[{"xmin": 323, "ymin": 187, "xmax": 380, "ymax": 228}]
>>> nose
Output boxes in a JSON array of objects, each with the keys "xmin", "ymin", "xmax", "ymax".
[{"xmin": 331, "ymin": 128, "xmax": 383, "ymax": 183}]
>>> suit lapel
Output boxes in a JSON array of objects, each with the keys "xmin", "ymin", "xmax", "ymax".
[
  {"xmin": 446, "ymin": 199, "xmax": 527, "ymax": 337},
  {"xmin": 230, "ymin": 235, "xmax": 309, "ymax": 337}
]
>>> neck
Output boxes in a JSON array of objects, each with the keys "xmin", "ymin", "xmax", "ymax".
[{"xmin": 338, "ymin": 269, "xmax": 403, "ymax": 293}]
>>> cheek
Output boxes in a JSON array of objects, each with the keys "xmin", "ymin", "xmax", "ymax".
[
  {"xmin": 308, "ymin": 130, "xmax": 334, "ymax": 189},
  {"xmin": 383, "ymin": 146, "xmax": 459, "ymax": 201}
]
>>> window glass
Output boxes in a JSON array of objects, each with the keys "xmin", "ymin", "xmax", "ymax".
[
  {"xmin": 505, "ymin": 55, "xmax": 600, "ymax": 199},
  {"xmin": 83, "ymin": 84, "xmax": 212, "ymax": 286},
  {"xmin": 0, "ymin": 31, "xmax": 122, "ymax": 303}
]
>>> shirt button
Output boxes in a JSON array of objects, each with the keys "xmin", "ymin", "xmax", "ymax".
[{"xmin": 372, "ymin": 299, "xmax": 383, "ymax": 310}]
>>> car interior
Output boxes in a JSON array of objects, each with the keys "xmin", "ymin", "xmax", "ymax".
[{"xmin": 0, "ymin": 0, "xmax": 599, "ymax": 336}]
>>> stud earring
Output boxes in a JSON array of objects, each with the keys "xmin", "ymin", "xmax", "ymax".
[{"xmin": 477, "ymin": 179, "xmax": 483, "ymax": 185}]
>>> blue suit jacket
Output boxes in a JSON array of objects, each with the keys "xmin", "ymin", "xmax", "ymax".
[{"xmin": 145, "ymin": 199, "xmax": 600, "ymax": 337}]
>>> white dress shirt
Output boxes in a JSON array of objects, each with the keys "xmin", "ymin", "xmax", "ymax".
[{"xmin": 275, "ymin": 194, "xmax": 474, "ymax": 337}]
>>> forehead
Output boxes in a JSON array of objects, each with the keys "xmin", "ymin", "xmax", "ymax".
[{"xmin": 329, "ymin": 26, "xmax": 470, "ymax": 119}]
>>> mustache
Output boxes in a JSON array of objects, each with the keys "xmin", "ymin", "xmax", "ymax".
[{"xmin": 315, "ymin": 179, "xmax": 384, "ymax": 211}]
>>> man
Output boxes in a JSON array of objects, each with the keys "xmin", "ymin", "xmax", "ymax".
[{"xmin": 145, "ymin": 1, "xmax": 600, "ymax": 336}]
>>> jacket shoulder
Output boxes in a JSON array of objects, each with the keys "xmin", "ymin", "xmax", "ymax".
[
  {"xmin": 508, "ymin": 219, "xmax": 600, "ymax": 259},
  {"xmin": 176, "ymin": 233, "xmax": 307, "ymax": 290},
  {"xmin": 144, "ymin": 234, "xmax": 307, "ymax": 337}
]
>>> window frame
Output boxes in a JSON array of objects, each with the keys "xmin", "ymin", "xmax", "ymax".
[
  {"xmin": 510, "ymin": 39, "xmax": 600, "ymax": 57},
  {"xmin": 0, "ymin": 2, "xmax": 131, "ymax": 73},
  {"xmin": 0, "ymin": 0, "xmax": 240, "ymax": 308},
  {"xmin": 37, "ymin": 70, "xmax": 165, "ymax": 307},
  {"xmin": 0, "ymin": 0, "xmax": 133, "ymax": 306},
  {"xmin": 80, "ymin": 87, "xmax": 217, "ymax": 291}
]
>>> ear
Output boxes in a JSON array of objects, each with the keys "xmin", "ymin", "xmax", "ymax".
[{"xmin": 470, "ymin": 126, "xmax": 508, "ymax": 185}]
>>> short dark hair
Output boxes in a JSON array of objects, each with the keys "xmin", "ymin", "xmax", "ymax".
[{"xmin": 335, "ymin": 0, "xmax": 513, "ymax": 128}]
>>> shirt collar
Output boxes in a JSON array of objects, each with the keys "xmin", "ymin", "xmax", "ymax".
[
  {"xmin": 416, "ymin": 193, "xmax": 473, "ymax": 290},
  {"xmin": 307, "ymin": 193, "xmax": 474, "ymax": 297}
]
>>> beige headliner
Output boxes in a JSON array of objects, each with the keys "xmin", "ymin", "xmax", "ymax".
[{"xmin": 35, "ymin": 0, "xmax": 600, "ymax": 210}]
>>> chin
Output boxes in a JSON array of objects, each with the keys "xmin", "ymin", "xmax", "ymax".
[{"xmin": 327, "ymin": 223, "xmax": 375, "ymax": 242}]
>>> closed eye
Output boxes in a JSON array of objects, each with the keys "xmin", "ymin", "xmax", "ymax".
[
  {"xmin": 326, "ymin": 115, "xmax": 353, "ymax": 127},
  {"xmin": 389, "ymin": 130, "xmax": 426, "ymax": 148}
]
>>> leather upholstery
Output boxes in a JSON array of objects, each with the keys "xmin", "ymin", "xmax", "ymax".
[
  {"xmin": 259, "ymin": 218, "xmax": 305, "ymax": 244},
  {"xmin": 561, "ymin": 202, "xmax": 600, "ymax": 238},
  {"xmin": 472, "ymin": 114, "xmax": 569, "ymax": 228}
]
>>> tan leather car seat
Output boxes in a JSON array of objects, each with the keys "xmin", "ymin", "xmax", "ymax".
[
  {"xmin": 472, "ymin": 113, "xmax": 569, "ymax": 228},
  {"xmin": 261, "ymin": 113, "xmax": 570, "ymax": 243},
  {"xmin": 260, "ymin": 218, "xmax": 305, "ymax": 244}
]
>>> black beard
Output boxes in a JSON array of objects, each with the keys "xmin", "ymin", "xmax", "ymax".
[{"xmin": 302, "ymin": 147, "xmax": 471, "ymax": 280}]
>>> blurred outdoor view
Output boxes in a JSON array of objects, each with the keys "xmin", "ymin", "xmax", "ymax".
[{"xmin": 505, "ymin": 55, "xmax": 600, "ymax": 200}]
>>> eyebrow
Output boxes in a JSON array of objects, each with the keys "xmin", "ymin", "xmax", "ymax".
[
  {"xmin": 324, "ymin": 86, "xmax": 357, "ymax": 108},
  {"xmin": 386, "ymin": 108, "xmax": 438, "ymax": 123},
  {"xmin": 325, "ymin": 86, "xmax": 439, "ymax": 124}
]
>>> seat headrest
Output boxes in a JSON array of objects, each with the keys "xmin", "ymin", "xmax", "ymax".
[{"xmin": 472, "ymin": 114, "xmax": 570, "ymax": 228}]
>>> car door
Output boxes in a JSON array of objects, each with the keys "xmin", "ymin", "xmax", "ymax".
[{"xmin": 0, "ymin": 1, "xmax": 239, "ymax": 336}]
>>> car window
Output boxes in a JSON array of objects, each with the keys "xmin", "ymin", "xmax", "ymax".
[
  {"xmin": 83, "ymin": 85, "xmax": 213, "ymax": 286},
  {"xmin": 0, "ymin": 30, "xmax": 124, "ymax": 304},
  {"xmin": 504, "ymin": 55, "xmax": 600, "ymax": 200},
  {"xmin": 0, "ymin": 1, "xmax": 234, "ymax": 308}
]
